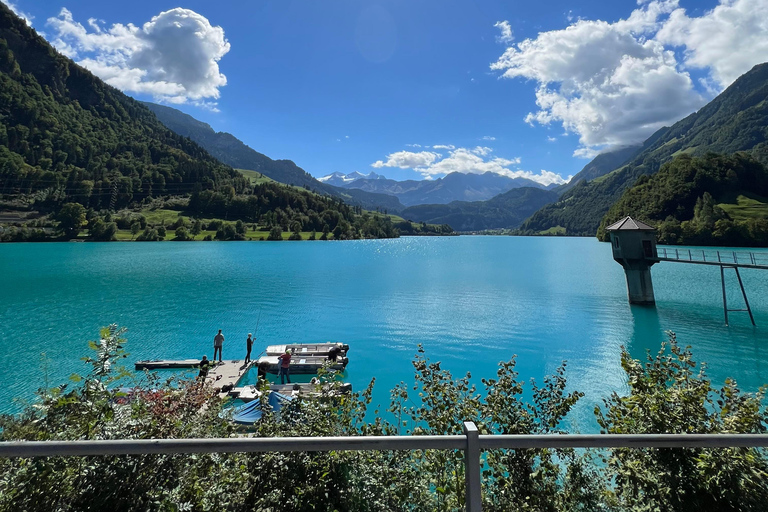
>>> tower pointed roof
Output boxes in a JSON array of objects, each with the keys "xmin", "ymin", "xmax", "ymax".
[{"xmin": 605, "ymin": 216, "xmax": 655, "ymax": 231}]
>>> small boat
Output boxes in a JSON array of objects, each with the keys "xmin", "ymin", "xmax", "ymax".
[
  {"xmin": 256, "ymin": 354, "xmax": 348, "ymax": 374},
  {"xmin": 229, "ymin": 382, "xmax": 352, "ymax": 401},
  {"xmin": 265, "ymin": 342, "xmax": 350, "ymax": 358},
  {"xmin": 134, "ymin": 359, "xmax": 201, "ymax": 370},
  {"xmin": 224, "ymin": 391, "xmax": 294, "ymax": 425}
]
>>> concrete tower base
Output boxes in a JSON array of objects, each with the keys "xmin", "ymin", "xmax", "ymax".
[{"xmin": 624, "ymin": 267, "xmax": 655, "ymax": 305}]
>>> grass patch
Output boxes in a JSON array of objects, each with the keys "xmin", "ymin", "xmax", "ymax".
[
  {"xmin": 538, "ymin": 226, "xmax": 566, "ymax": 235},
  {"xmin": 718, "ymin": 193, "xmax": 768, "ymax": 220},
  {"xmin": 235, "ymin": 169, "xmax": 274, "ymax": 186}
]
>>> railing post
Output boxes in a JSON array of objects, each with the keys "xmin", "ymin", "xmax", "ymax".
[{"xmin": 463, "ymin": 421, "xmax": 482, "ymax": 512}]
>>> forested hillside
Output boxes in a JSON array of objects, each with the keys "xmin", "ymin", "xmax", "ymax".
[
  {"xmin": 400, "ymin": 187, "xmax": 558, "ymax": 231},
  {"xmin": 0, "ymin": 4, "xmax": 247, "ymax": 209},
  {"xmin": 597, "ymin": 152, "xmax": 768, "ymax": 246},
  {"xmin": 0, "ymin": 4, "xmax": 408, "ymax": 241},
  {"xmin": 143, "ymin": 102, "xmax": 404, "ymax": 213},
  {"xmin": 519, "ymin": 62, "xmax": 768, "ymax": 236}
]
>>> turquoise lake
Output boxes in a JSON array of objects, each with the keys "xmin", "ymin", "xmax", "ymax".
[{"xmin": 1, "ymin": 237, "xmax": 768, "ymax": 430}]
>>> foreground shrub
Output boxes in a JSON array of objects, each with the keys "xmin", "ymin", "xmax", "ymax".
[{"xmin": 1, "ymin": 329, "xmax": 767, "ymax": 511}]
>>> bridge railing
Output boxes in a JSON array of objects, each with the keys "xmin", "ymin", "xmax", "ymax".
[
  {"xmin": 3, "ymin": 422, "xmax": 768, "ymax": 512},
  {"xmin": 657, "ymin": 246, "xmax": 768, "ymax": 267}
]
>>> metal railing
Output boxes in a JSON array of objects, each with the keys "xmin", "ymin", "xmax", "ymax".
[
  {"xmin": 656, "ymin": 246, "xmax": 768, "ymax": 268},
  {"xmin": 3, "ymin": 422, "xmax": 768, "ymax": 512}
]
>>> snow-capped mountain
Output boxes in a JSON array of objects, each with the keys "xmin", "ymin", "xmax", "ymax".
[{"xmin": 318, "ymin": 171, "xmax": 386, "ymax": 186}]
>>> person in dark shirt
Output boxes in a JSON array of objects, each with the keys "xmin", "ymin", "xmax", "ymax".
[
  {"xmin": 198, "ymin": 355, "xmax": 211, "ymax": 380},
  {"xmin": 244, "ymin": 333, "xmax": 254, "ymax": 364}
]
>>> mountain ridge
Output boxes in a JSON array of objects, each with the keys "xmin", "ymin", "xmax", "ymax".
[
  {"xmin": 517, "ymin": 61, "xmax": 768, "ymax": 236},
  {"xmin": 400, "ymin": 187, "xmax": 559, "ymax": 231},
  {"xmin": 142, "ymin": 102, "xmax": 405, "ymax": 212}
]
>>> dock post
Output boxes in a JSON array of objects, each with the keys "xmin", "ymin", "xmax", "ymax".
[{"xmin": 721, "ymin": 266, "xmax": 729, "ymax": 326}]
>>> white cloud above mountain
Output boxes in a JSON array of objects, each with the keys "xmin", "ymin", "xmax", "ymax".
[
  {"xmin": 656, "ymin": 0, "xmax": 768, "ymax": 88},
  {"xmin": 492, "ymin": 0, "xmax": 768, "ymax": 158},
  {"xmin": 371, "ymin": 146, "xmax": 568, "ymax": 186},
  {"xmin": 7, "ymin": 1, "xmax": 33, "ymax": 25},
  {"xmin": 46, "ymin": 7, "xmax": 230, "ymax": 107},
  {"xmin": 372, "ymin": 150, "xmax": 441, "ymax": 169}
]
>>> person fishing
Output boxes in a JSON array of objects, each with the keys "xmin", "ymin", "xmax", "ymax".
[
  {"xmin": 244, "ymin": 333, "xmax": 254, "ymax": 364},
  {"xmin": 277, "ymin": 348, "xmax": 292, "ymax": 384}
]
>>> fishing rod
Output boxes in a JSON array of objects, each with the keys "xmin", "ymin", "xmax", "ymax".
[{"xmin": 252, "ymin": 309, "xmax": 265, "ymax": 361}]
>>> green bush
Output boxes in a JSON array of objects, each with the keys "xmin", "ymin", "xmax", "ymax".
[{"xmin": 1, "ymin": 329, "xmax": 767, "ymax": 511}]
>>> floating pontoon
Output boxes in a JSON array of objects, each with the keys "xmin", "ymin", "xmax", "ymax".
[{"xmin": 134, "ymin": 359, "xmax": 202, "ymax": 370}]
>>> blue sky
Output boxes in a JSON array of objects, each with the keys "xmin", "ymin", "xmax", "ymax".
[{"xmin": 8, "ymin": 0, "xmax": 768, "ymax": 184}]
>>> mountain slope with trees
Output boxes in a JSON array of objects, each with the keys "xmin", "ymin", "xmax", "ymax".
[
  {"xmin": 518, "ymin": 62, "xmax": 768, "ymax": 236},
  {"xmin": 597, "ymin": 152, "xmax": 768, "ymax": 246},
  {"xmin": 0, "ymin": 5, "xmax": 403, "ymax": 241},
  {"xmin": 0, "ymin": 3, "xmax": 248, "ymax": 209},
  {"xmin": 143, "ymin": 102, "xmax": 404, "ymax": 213},
  {"xmin": 400, "ymin": 187, "xmax": 558, "ymax": 231}
]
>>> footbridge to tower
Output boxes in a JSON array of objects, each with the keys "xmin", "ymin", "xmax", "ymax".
[{"xmin": 606, "ymin": 216, "xmax": 768, "ymax": 326}]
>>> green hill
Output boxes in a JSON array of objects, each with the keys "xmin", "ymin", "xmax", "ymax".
[
  {"xmin": 0, "ymin": 4, "xmax": 399, "ymax": 241},
  {"xmin": 400, "ymin": 187, "xmax": 558, "ymax": 231},
  {"xmin": 142, "ymin": 102, "xmax": 405, "ymax": 213},
  {"xmin": 597, "ymin": 152, "xmax": 768, "ymax": 246},
  {"xmin": 0, "ymin": 4, "xmax": 247, "ymax": 208},
  {"xmin": 518, "ymin": 62, "xmax": 768, "ymax": 236}
]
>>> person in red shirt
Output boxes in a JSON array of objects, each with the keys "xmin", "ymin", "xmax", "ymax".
[{"xmin": 277, "ymin": 349, "xmax": 292, "ymax": 384}]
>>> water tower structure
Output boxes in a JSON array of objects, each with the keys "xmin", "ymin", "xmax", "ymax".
[{"xmin": 606, "ymin": 216, "xmax": 658, "ymax": 305}]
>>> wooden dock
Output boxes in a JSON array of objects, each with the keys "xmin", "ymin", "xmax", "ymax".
[{"xmin": 205, "ymin": 360, "xmax": 255, "ymax": 398}]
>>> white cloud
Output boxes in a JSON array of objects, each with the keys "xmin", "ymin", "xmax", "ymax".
[
  {"xmin": 405, "ymin": 143, "xmax": 422, "ymax": 148},
  {"xmin": 432, "ymin": 144, "xmax": 455, "ymax": 150},
  {"xmin": 46, "ymin": 7, "xmax": 230, "ymax": 106},
  {"xmin": 656, "ymin": 0, "xmax": 768, "ymax": 88},
  {"xmin": 6, "ymin": 1, "xmax": 33, "ymax": 25},
  {"xmin": 480, "ymin": 135, "xmax": 496, "ymax": 141},
  {"xmin": 370, "ymin": 146, "xmax": 569, "ymax": 186},
  {"xmin": 494, "ymin": 21, "xmax": 514, "ymax": 44},
  {"xmin": 547, "ymin": 136, "xmax": 557, "ymax": 142},
  {"xmin": 372, "ymin": 150, "xmax": 441, "ymax": 169},
  {"xmin": 492, "ymin": 0, "xmax": 710, "ymax": 158}
]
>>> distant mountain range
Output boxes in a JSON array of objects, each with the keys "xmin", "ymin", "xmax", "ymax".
[
  {"xmin": 143, "ymin": 102, "xmax": 405, "ymax": 213},
  {"xmin": 320, "ymin": 170, "xmax": 552, "ymax": 206},
  {"xmin": 318, "ymin": 171, "xmax": 387, "ymax": 186},
  {"xmin": 400, "ymin": 187, "xmax": 558, "ymax": 231},
  {"xmin": 519, "ymin": 62, "xmax": 768, "ymax": 236}
]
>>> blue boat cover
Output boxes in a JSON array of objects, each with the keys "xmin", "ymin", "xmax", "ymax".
[{"xmin": 229, "ymin": 391, "xmax": 294, "ymax": 425}]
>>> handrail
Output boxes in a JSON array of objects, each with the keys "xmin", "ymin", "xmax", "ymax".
[
  {"xmin": 655, "ymin": 246, "xmax": 768, "ymax": 269},
  {"xmin": 3, "ymin": 425, "xmax": 768, "ymax": 512}
]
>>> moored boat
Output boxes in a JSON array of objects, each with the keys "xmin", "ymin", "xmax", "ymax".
[
  {"xmin": 265, "ymin": 342, "xmax": 349, "ymax": 358},
  {"xmin": 256, "ymin": 354, "xmax": 348, "ymax": 374},
  {"xmin": 229, "ymin": 381, "xmax": 353, "ymax": 401}
]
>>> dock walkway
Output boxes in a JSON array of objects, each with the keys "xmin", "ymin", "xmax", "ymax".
[{"xmin": 206, "ymin": 360, "xmax": 254, "ymax": 398}]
